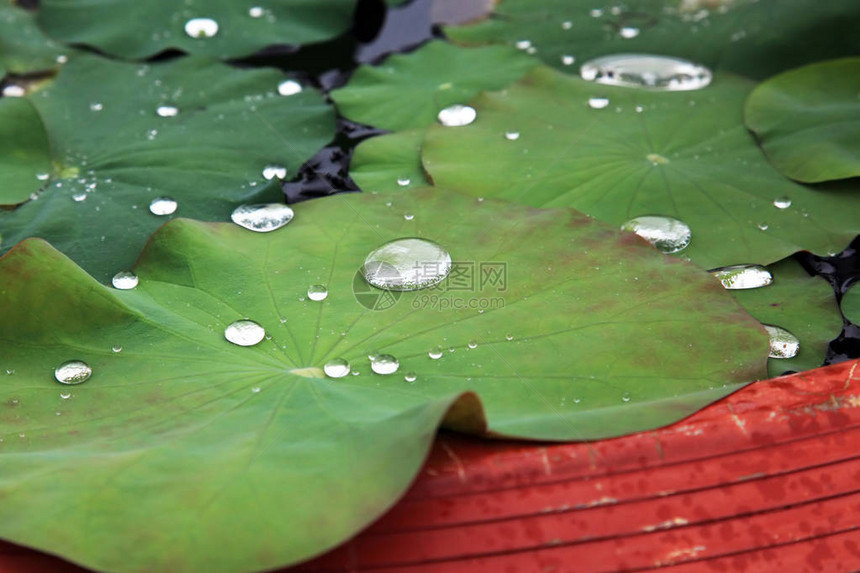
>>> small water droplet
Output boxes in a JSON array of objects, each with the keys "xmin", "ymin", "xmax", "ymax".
[
  {"xmin": 224, "ymin": 320, "xmax": 266, "ymax": 347},
  {"xmin": 590, "ymin": 8, "xmax": 603, "ymax": 17},
  {"xmin": 370, "ymin": 354, "xmax": 399, "ymax": 375},
  {"xmin": 397, "ymin": 177, "xmax": 411, "ymax": 186},
  {"xmin": 308, "ymin": 284, "xmax": 328, "ymax": 301},
  {"xmin": 36, "ymin": 173, "xmax": 50, "ymax": 181},
  {"xmin": 324, "ymin": 358, "xmax": 351, "ymax": 378},
  {"xmin": 562, "ymin": 20, "xmax": 573, "ymax": 29},
  {"xmin": 504, "ymin": 131, "xmax": 520, "ymax": 140},
  {"xmin": 505, "ymin": 334, "xmax": 514, "ymax": 341},
  {"xmin": 757, "ymin": 222, "xmax": 769, "ymax": 231},
  {"xmin": 249, "ymin": 6, "xmax": 264, "ymax": 17},
  {"xmin": 710, "ymin": 265, "xmax": 773, "ymax": 290},
  {"xmin": 2, "ymin": 85, "xmax": 26, "ymax": 97},
  {"xmin": 149, "ymin": 197, "xmax": 177, "ymax": 216},
  {"xmin": 773, "ymin": 197, "xmax": 792, "ymax": 209},
  {"xmin": 620, "ymin": 26, "xmax": 640, "ymax": 39},
  {"xmin": 621, "ymin": 216, "xmax": 691, "ymax": 254},
  {"xmin": 403, "ymin": 213, "xmax": 414, "ymax": 221},
  {"xmin": 112, "ymin": 271, "xmax": 139, "ymax": 290},
  {"xmin": 60, "ymin": 392, "xmax": 71, "ymax": 399},
  {"xmin": 230, "ymin": 203, "xmax": 294, "ymax": 232},
  {"xmin": 467, "ymin": 341, "xmax": 478, "ymax": 349},
  {"xmin": 111, "ymin": 345, "xmax": 123, "ymax": 353},
  {"xmin": 277, "ymin": 79, "xmax": 303, "ymax": 96},
  {"xmin": 185, "ymin": 17, "xmax": 219, "ymax": 38},
  {"xmin": 515, "ymin": 40, "xmax": 532, "ymax": 50},
  {"xmin": 580, "ymin": 54, "xmax": 712, "ymax": 91},
  {"xmin": 404, "ymin": 372, "xmax": 417, "ymax": 383},
  {"xmin": 146, "ymin": 129, "xmax": 158, "ymax": 140},
  {"xmin": 156, "ymin": 105, "xmax": 179, "ymax": 117},
  {"xmin": 763, "ymin": 324, "xmax": 799, "ymax": 359},
  {"xmin": 428, "ymin": 347, "xmax": 443, "ymax": 359},
  {"xmin": 362, "ymin": 238, "xmax": 452, "ymax": 291},
  {"xmin": 437, "ymin": 104, "xmax": 476, "ymax": 127},
  {"xmin": 72, "ymin": 192, "xmax": 87, "ymax": 202},
  {"xmin": 622, "ymin": 392, "xmax": 631, "ymax": 402},
  {"xmin": 647, "ymin": 153, "xmax": 670, "ymax": 165},
  {"xmin": 54, "ymin": 360, "xmax": 92, "ymax": 385},
  {"xmin": 561, "ymin": 54, "xmax": 575, "ymax": 66},
  {"xmin": 262, "ymin": 164, "xmax": 287, "ymax": 180},
  {"xmin": 251, "ymin": 386, "xmax": 261, "ymax": 393},
  {"xmin": 587, "ymin": 96, "xmax": 610, "ymax": 109},
  {"xmin": 89, "ymin": 102, "xmax": 103, "ymax": 112}
]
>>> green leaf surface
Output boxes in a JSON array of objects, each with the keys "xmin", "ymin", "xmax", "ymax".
[
  {"xmin": 351, "ymin": 129, "xmax": 429, "ymax": 192},
  {"xmin": 728, "ymin": 257, "xmax": 841, "ymax": 377},
  {"xmin": 745, "ymin": 57, "xmax": 860, "ymax": 183},
  {"xmin": 0, "ymin": 2, "xmax": 64, "ymax": 76},
  {"xmin": 844, "ymin": 283, "xmax": 860, "ymax": 327},
  {"xmin": 0, "ymin": 188, "xmax": 767, "ymax": 572},
  {"xmin": 421, "ymin": 66, "xmax": 860, "ymax": 269},
  {"xmin": 0, "ymin": 53, "xmax": 335, "ymax": 282},
  {"xmin": 38, "ymin": 0, "xmax": 356, "ymax": 60},
  {"xmin": 0, "ymin": 97, "xmax": 51, "ymax": 204},
  {"xmin": 446, "ymin": 0, "xmax": 860, "ymax": 80},
  {"xmin": 332, "ymin": 40, "xmax": 537, "ymax": 132}
]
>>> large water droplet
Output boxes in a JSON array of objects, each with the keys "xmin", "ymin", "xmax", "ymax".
[
  {"xmin": 185, "ymin": 18, "xmax": 219, "ymax": 38},
  {"xmin": 149, "ymin": 197, "xmax": 177, "ymax": 216},
  {"xmin": 277, "ymin": 79, "xmax": 303, "ymax": 96},
  {"xmin": 621, "ymin": 216, "xmax": 691, "ymax": 254},
  {"xmin": 262, "ymin": 164, "xmax": 287, "ymax": 180},
  {"xmin": 580, "ymin": 54, "xmax": 712, "ymax": 91},
  {"xmin": 231, "ymin": 203, "xmax": 294, "ymax": 232},
  {"xmin": 324, "ymin": 358, "xmax": 350, "ymax": 378},
  {"xmin": 112, "ymin": 271, "xmax": 139, "ymax": 290},
  {"xmin": 55, "ymin": 360, "xmax": 92, "ymax": 385},
  {"xmin": 428, "ymin": 347, "xmax": 443, "ymax": 359},
  {"xmin": 763, "ymin": 324, "xmax": 799, "ymax": 359},
  {"xmin": 370, "ymin": 354, "xmax": 400, "ymax": 375},
  {"xmin": 362, "ymin": 238, "xmax": 452, "ymax": 291},
  {"xmin": 224, "ymin": 320, "xmax": 266, "ymax": 347},
  {"xmin": 587, "ymin": 96, "xmax": 610, "ymax": 109},
  {"xmin": 156, "ymin": 105, "xmax": 179, "ymax": 117},
  {"xmin": 308, "ymin": 285, "xmax": 328, "ymax": 301},
  {"xmin": 438, "ymin": 104, "xmax": 476, "ymax": 127},
  {"xmin": 773, "ymin": 197, "xmax": 792, "ymax": 209},
  {"xmin": 710, "ymin": 265, "xmax": 773, "ymax": 290},
  {"xmin": 1, "ymin": 85, "xmax": 25, "ymax": 98}
]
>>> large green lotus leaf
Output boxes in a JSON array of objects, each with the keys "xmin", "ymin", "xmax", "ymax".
[
  {"xmin": 350, "ymin": 129, "xmax": 430, "ymax": 192},
  {"xmin": 37, "ymin": 0, "xmax": 356, "ymax": 60},
  {"xmin": 331, "ymin": 40, "xmax": 537, "ymax": 132},
  {"xmin": 0, "ymin": 96, "xmax": 52, "ymax": 204},
  {"xmin": 844, "ymin": 283, "xmax": 860, "ymax": 326},
  {"xmin": 0, "ymin": 2, "xmax": 64, "ymax": 76},
  {"xmin": 728, "ymin": 257, "xmax": 841, "ymax": 378},
  {"xmin": 446, "ymin": 0, "xmax": 860, "ymax": 80},
  {"xmin": 0, "ymin": 188, "xmax": 767, "ymax": 571},
  {"xmin": 0, "ymin": 53, "xmax": 335, "ymax": 283},
  {"xmin": 745, "ymin": 58, "xmax": 860, "ymax": 184},
  {"xmin": 421, "ymin": 66, "xmax": 860, "ymax": 270}
]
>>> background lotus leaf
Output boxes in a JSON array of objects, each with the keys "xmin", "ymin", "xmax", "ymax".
[
  {"xmin": 745, "ymin": 57, "xmax": 860, "ymax": 183},
  {"xmin": 844, "ymin": 283, "xmax": 860, "ymax": 327},
  {"xmin": 350, "ymin": 129, "xmax": 429, "ymax": 192},
  {"xmin": 0, "ymin": 96, "xmax": 51, "ymax": 204},
  {"xmin": 0, "ymin": 53, "xmax": 336, "ymax": 282},
  {"xmin": 0, "ymin": 187, "xmax": 767, "ymax": 572},
  {"xmin": 421, "ymin": 66, "xmax": 860, "ymax": 270},
  {"xmin": 37, "ymin": 0, "xmax": 357, "ymax": 60},
  {"xmin": 728, "ymin": 257, "xmax": 842, "ymax": 377},
  {"xmin": 0, "ymin": 2, "xmax": 64, "ymax": 77},
  {"xmin": 445, "ymin": 0, "xmax": 860, "ymax": 80}
]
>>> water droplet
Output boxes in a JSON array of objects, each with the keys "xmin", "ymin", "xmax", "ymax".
[
  {"xmin": 36, "ymin": 173, "xmax": 50, "ymax": 181},
  {"xmin": 397, "ymin": 177, "xmax": 411, "ymax": 186},
  {"xmin": 249, "ymin": 6, "xmax": 264, "ymax": 17},
  {"xmin": 224, "ymin": 320, "xmax": 266, "ymax": 347},
  {"xmin": 54, "ymin": 360, "xmax": 92, "ymax": 385},
  {"xmin": 362, "ymin": 238, "xmax": 452, "ymax": 291},
  {"xmin": 370, "ymin": 354, "xmax": 399, "ymax": 375},
  {"xmin": 587, "ymin": 96, "xmax": 610, "ymax": 109},
  {"xmin": 504, "ymin": 131, "xmax": 520, "ymax": 140},
  {"xmin": 621, "ymin": 216, "xmax": 691, "ymax": 254},
  {"xmin": 403, "ymin": 213, "xmax": 414, "ymax": 221},
  {"xmin": 251, "ymin": 386, "xmax": 261, "ymax": 393},
  {"xmin": 763, "ymin": 324, "xmax": 799, "ymax": 359},
  {"xmin": 404, "ymin": 372, "xmax": 417, "ymax": 383},
  {"xmin": 437, "ymin": 104, "xmax": 476, "ymax": 127},
  {"xmin": 561, "ymin": 55, "xmax": 575, "ymax": 66},
  {"xmin": 146, "ymin": 129, "xmax": 158, "ymax": 141},
  {"xmin": 60, "ymin": 393, "xmax": 71, "ymax": 399},
  {"xmin": 467, "ymin": 341, "xmax": 478, "ymax": 349},
  {"xmin": 184, "ymin": 18, "xmax": 219, "ymax": 38},
  {"xmin": 515, "ymin": 40, "xmax": 532, "ymax": 50},
  {"xmin": 505, "ymin": 334, "xmax": 514, "ymax": 341},
  {"xmin": 111, "ymin": 345, "xmax": 123, "ymax": 353},
  {"xmin": 580, "ymin": 54, "xmax": 712, "ymax": 91},
  {"xmin": 149, "ymin": 197, "xmax": 177, "ymax": 216},
  {"xmin": 157, "ymin": 105, "xmax": 179, "ymax": 117},
  {"xmin": 324, "ymin": 358, "xmax": 351, "ymax": 378},
  {"xmin": 72, "ymin": 192, "xmax": 87, "ymax": 202},
  {"xmin": 277, "ymin": 79, "xmax": 303, "ymax": 96},
  {"xmin": 89, "ymin": 102, "xmax": 103, "ymax": 112},
  {"xmin": 112, "ymin": 271, "xmax": 139, "ymax": 290},
  {"xmin": 757, "ymin": 222, "xmax": 769, "ymax": 231},
  {"xmin": 308, "ymin": 284, "xmax": 328, "ymax": 301},
  {"xmin": 710, "ymin": 265, "xmax": 773, "ymax": 290},
  {"xmin": 590, "ymin": 8, "xmax": 603, "ymax": 17},
  {"xmin": 230, "ymin": 203, "xmax": 294, "ymax": 233},
  {"xmin": 2, "ymin": 85, "xmax": 26, "ymax": 97},
  {"xmin": 620, "ymin": 26, "xmax": 640, "ymax": 39},
  {"xmin": 429, "ymin": 347, "xmax": 443, "ymax": 359},
  {"xmin": 773, "ymin": 197, "xmax": 792, "ymax": 209},
  {"xmin": 647, "ymin": 153, "xmax": 670, "ymax": 165},
  {"xmin": 262, "ymin": 164, "xmax": 287, "ymax": 180},
  {"xmin": 622, "ymin": 392, "xmax": 631, "ymax": 402}
]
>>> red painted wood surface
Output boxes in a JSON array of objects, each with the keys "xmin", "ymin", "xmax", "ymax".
[{"xmin": 3, "ymin": 361, "xmax": 860, "ymax": 572}]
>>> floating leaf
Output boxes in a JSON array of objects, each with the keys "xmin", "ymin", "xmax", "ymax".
[
  {"xmin": 421, "ymin": 66, "xmax": 860, "ymax": 269},
  {"xmin": 446, "ymin": 0, "xmax": 860, "ymax": 79},
  {"xmin": 0, "ymin": 188, "xmax": 766, "ymax": 571},
  {"xmin": 350, "ymin": 129, "xmax": 429, "ymax": 192},
  {"xmin": 844, "ymin": 283, "xmax": 860, "ymax": 327},
  {"xmin": 0, "ymin": 2, "xmax": 64, "ymax": 76},
  {"xmin": 37, "ymin": 0, "xmax": 357, "ymax": 60},
  {"xmin": 727, "ymin": 257, "xmax": 841, "ymax": 377},
  {"xmin": 0, "ymin": 53, "xmax": 335, "ymax": 282},
  {"xmin": 745, "ymin": 57, "xmax": 860, "ymax": 183},
  {"xmin": 0, "ymin": 97, "xmax": 52, "ymax": 204}
]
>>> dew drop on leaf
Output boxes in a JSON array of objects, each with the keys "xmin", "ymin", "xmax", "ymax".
[
  {"xmin": 224, "ymin": 320, "xmax": 266, "ymax": 347},
  {"xmin": 580, "ymin": 54, "xmax": 712, "ymax": 91},
  {"xmin": 72, "ymin": 192, "xmax": 87, "ymax": 202},
  {"xmin": 621, "ymin": 216, "xmax": 691, "ymax": 254},
  {"xmin": 428, "ymin": 347, "xmax": 443, "ymax": 359},
  {"xmin": 619, "ymin": 27, "xmax": 640, "ymax": 39},
  {"xmin": 111, "ymin": 271, "xmax": 139, "ymax": 290},
  {"xmin": 763, "ymin": 324, "xmax": 800, "ymax": 359},
  {"xmin": 230, "ymin": 204, "xmax": 294, "ymax": 232},
  {"xmin": 54, "ymin": 360, "xmax": 92, "ymax": 385},
  {"xmin": 149, "ymin": 197, "xmax": 177, "ymax": 216},
  {"xmin": 370, "ymin": 354, "xmax": 399, "ymax": 375},
  {"xmin": 184, "ymin": 18, "xmax": 219, "ymax": 39},
  {"xmin": 111, "ymin": 345, "xmax": 123, "ymax": 353},
  {"xmin": 396, "ymin": 177, "xmax": 411, "ymax": 186},
  {"xmin": 504, "ymin": 131, "xmax": 520, "ymax": 140},
  {"xmin": 404, "ymin": 372, "xmax": 417, "ymax": 383},
  {"xmin": 403, "ymin": 213, "xmax": 414, "ymax": 221},
  {"xmin": 362, "ymin": 238, "xmax": 452, "ymax": 291},
  {"xmin": 468, "ymin": 341, "xmax": 478, "ymax": 349},
  {"xmin": 307, "ymin": 285, "xmax": 328, "ymax": 301},
  {"xmin": 249, "ymin": 6, "xmax": 264, "ymax": 17},
  {"xmin": 324, "ymin": 358, "xmax": 350, "ymax": 379},
  {"xmin": 587, "ymin": 96, "xmax": 610, "ymax": 109},
  {"xmin": 277, "ymin": 80, "xmax": 303, "ymax": 96},
  {"xmin": 709, "ymin": 265, "xmax": 773, "ymax": 290},
  {"xmin": 89, "ymin": 102, "xmax": 103, "ymax": 112},
  {"xmin": 156, "ymin": 105, "xmax": 179, "ymax": 117},
  {"xmin": 561, "ymin": 55, "xmax": 575, "ymax": 66},
  {"xmin": 773, "ymin": 197, "xmax": 792, "ymax": 209},
  {"xmin": 2, "ymin": 85, "xmax": 25, "ymax": 97},
  {"xmin": 262, "ymin": 165, "xmax": 287, "ymax": 180},
  {"xmin": 437, "ymin": 104, "xmax": 476, "ymax": 127}
]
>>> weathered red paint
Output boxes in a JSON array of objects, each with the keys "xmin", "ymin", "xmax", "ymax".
[{"xmin": 3, "ymin": 361, "xmax": 860, "ymax": 572}]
